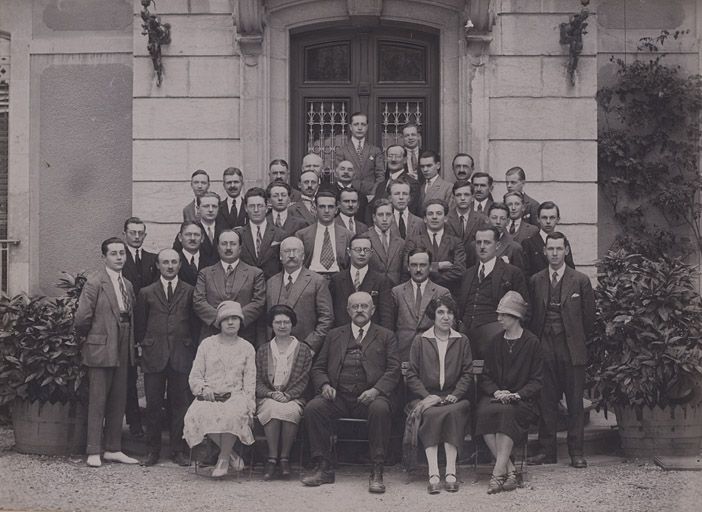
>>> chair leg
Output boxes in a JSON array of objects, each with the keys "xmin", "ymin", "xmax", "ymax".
[{"xmin": 249, "ymin": 445, "xmax": 255, "ymax": 480}]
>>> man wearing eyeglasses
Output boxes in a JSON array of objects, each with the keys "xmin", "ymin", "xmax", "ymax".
[
  {"xmin": 329, "ymin": 234, "xmax": 393, "ymax": 329},
  {"xmin": 122, "ymin": 216, "xmax": 158, "ymax": 438}
]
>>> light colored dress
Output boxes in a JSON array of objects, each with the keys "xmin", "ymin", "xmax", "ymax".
[
  {"xmin": 256, "ymin": 337, "xmax": 305, "ymax": 425},
  {"xmin": 183, "ymin": 334, "xmax": 256, "ymax": 448}
]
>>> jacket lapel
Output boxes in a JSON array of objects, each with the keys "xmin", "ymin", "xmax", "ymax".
[
  {"xmin": 211, "ymin": 264, "xmax": 227, "ymax": 300},
  {"xmin": 491, "ymin": 259, "xmax": 506, "ymax": 300},
  {"xmin": 361, "ymin": 323, "xmax": 378, "ymax": 353},
  {"xmin": 288, "ymin": 270, "xmax": 312, "ymax": 306},
  {"xmin": 100, "ymin": 270, "xmax": 122, "ymax": 319},
  {"xmin": 402, "ymin": 281, "xmax": 417, "ymax": 321},
  {"xmin": 369, "ymin": 229, "xmax": 387, "ymax": 261}
]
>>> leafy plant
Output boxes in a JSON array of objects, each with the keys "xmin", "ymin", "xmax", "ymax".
[
  {"xmin": 589, "ymin": 250, "xmax": 702, "ymax": 409},
  {"xmin": 0, "ymin": 272, "xmax": 88, "ymax": 406},
  {"xmin": 597, "ymin": 30, "xmax": 702, "ymax": 258}
]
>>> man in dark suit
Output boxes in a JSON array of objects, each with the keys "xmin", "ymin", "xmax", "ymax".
[
  {"xmin": 122, "ymin": 217, "xmax": 158, "ymax": 438},
  {"xmin": 334, "ymin": 160, "xmax": 369, "ymax": 224},
  {"xmin": 266, "ymin": 181, "xmax": 308, "ymax": 238},
  {"xmin": 471, "ymin": 171, "xmax": 494, "ymax": 215},
  {"xmin": 522, "ymin": 201, "xmax": 575, "ymax": 277},
  {"xmin": 418, "ymin": 150, "xmax": 454, "ymax": 211},
  {"xmin": 457, "ymin": 226, "xmax": 528, "ymax": 359},
  {"xmin": 506, "ymin": 166, "xmax": 540, "ymax": 225},
  {"xmin": 217, "ymin": 167, "xmax": 248, "ymax": 229},
  {"xmin": 335, "ymin": 187, "xmax": 368, "ymax": 234},
  {"xmin": 504, "ymin": 191, "xmax": 539, "ymax": 243},
  {"xmin": 239, "ymin": 187, "xmax": 285, "ymax": 280},
  {"xmin": 451, "ymin": 153, "xmax": 475, "ymax": 182},
  {"xmin": 369, "ymin": 144, "xmax": 421, "ymax": 218},
  {"xmin": 193, "ymin": 229, "xmax": 266, "ymax": 344},
  {"xmin": 288, "ymin": 170, "xmax": 319, "ymax": 226},
  {"xmin": 269, "ymin": 158, "xmax": 302, "ymax": 202},
  {"xmin": 266, "ymin": 236, "xmax": 333, "ymax": 355},
  {"xmin": 445, "ymin": 180, "xmax": 489, "ymax": 253},
  {"xmin": 74, "ymin": 238, "xmax": 139, "ymax": 468},
  {"xmin": 173, "ymin": 192, "xmax": 224, "ymax": 263},
  {"xmin": 295, "ymin": 190, "xmax": 354, "ymax": 277},
  {"xmin": 482, "ymin": 203, "xmax": 527, "ymax": 271},
  {"xmin": 367, "ymin": 199, "xmax": 405, "ymax": 285},
  {"xmin": 334, "ymin": 112, "xmax": 384, "ymax": 196},
  {"xmin": 528, "ymin": 232, "xmax": 594, "ymax": 469},
  {"xmin": 176, "ymin": 221, "xmax": 218, "ymax": 286},
  {"xmin": 389, "ymin": 180, "xmax": 423, "ymax": 240},
  {"xmin": 330, "ymin": 233, "xmax": 393, "ymax": 329},
  {"xmin": 302, "ymin": 291, "xmax": 401, "ymax": 493},
  {"xmin": 402, "ymin": 199, "xmax": 466, "ymax": 296},
  {"xmin": 182, "ymin": 169, "xmax": 210, "ymax": 222},
  {"xmin": 391, "ymin": 248, "xmax": 451, "ymax": 361},
  {"xmin": 402, "ymin": 122, "xmax": 422, "ymax": 181},
  {"xmin": 134, "ymin": 249, "xmax": 198, "ymax": 467}
]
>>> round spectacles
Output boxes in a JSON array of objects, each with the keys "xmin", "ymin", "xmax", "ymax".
[{"xmin": 350, "ymin": 247, "xmax": 373, "ymax": 254}]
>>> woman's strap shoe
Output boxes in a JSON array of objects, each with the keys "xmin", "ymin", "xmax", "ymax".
[{"xmin": 444, "ymin": 473, "xmax": 459, "ymax": 492}]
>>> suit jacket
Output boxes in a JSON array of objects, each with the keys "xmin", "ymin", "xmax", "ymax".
[
  {"xmin": 193, "ymin": 260, "xmax": 266, "ymax": 342},
  {"xmin": 401, "ymin": 229, "xmax": 467, "ymax": 294},
  {"xmin": 465, "ymin": 233, "xmax": 526, "ymax": 269},
  {"xmin": 177, "ymin": 250, "xmax": 218, "ymax": 287},
  {"xmin": 290, "ymin": 188, "xmax": 302, "ymax": 203},
  {"xmin": 266, "ymin": 268, "xmax": 334, "ymax": 354},
  {"xmin": 419, "ymin": 176, "xmax": 455, "ymax": 211},
  {"xmin": 522, "ymin": 192, "xmax": 541, "ymax": 226},
  {"xmin": 521, "ymin": 233, "xmax": 575, "ymax": 277},
  {"xmin": 457, "ymin": 259, "xmax": 529, "ymax": 331},
  {"xmin": 122, "ymin": 248, "xmax": 158, "ymax": 294},
  {"xmin": 334, "ymin": 140, "xmax": 385, "ymax": 196},
  {"xmin": 311, "ymin": 323, "xmax": 401, "ymax": 398},
  {"xmin": 134, "ymin": 280, "xmax": 197, "ymax": 374},
  {"xmin": 336, "ymin": 183, "xmax": 369, "ymax": 223},
  {"xmin": 267, "ymin": 212, "xmax": 308, "ymax": 238},
  {"xmin": 288, "ymin": 200, "xmax": 317, "ymax": 226},
  {"xmin": 369, "ymin": 172, "xmax": 422, "ymax": 218},
  {"xmin": 511, "ymin": 220, "xmax": 539, "ymax": 244},
  {"xmin": 390, "ymin": 210, "xmax": 424, "ymax": 240},
  {"xmin": 183, "ymin": 199, "xmax": 199, "ymax": 222},
  {"xmin": 446, "ymin": 208, "xmax": 489, "ymax": 247},
  {"xmin": 367, "ymin": 227, "xmax": 405, "ymax": 285},
  {"xmin": 391, "ymin": 279, "xmax": 452, "ymax": 361},
  {"xmin": 295, "ymin": 223, "xmax": 353, "ymax": 271},
  {"xmin": 74, "ymin": 269, "xmax": 135, "ymax": 367},
  {"xmin": 329, "ymin": 267, "xmax": 394, "ymax": 329},
  {"xmin": 474, "ymin": 198, "xmax": 494, "ymax": 216},
  {"xmin": 217, "ymin": 197, "xmax": 248, "ymax": 229},
  {"xmin": 239, "ymin": 222, "xmax": 286, "ymax": 280},
  {"xmin": 334, "ymin": 215, "xmax": 368, "ymax": 235},
  {"xmin": 528, "ymin": 266, "xmax": 595, "ymax": 366}
]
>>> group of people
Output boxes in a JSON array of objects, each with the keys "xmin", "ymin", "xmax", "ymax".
[{"xmin": 72, "ymin": 114, "xmax": 595, "ymax": 496}]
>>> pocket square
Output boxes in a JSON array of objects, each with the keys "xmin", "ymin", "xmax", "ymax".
[
  {"xmin": 271, "ymin": 241, "xmax": 281, "ymax": 246},
  {"xmin": 571, "ymin": 293, "xmax": 580, "ymax": 298},
  {"xmin": 370, "ymin": 290, "xmax": 378, "ymax": 297}
]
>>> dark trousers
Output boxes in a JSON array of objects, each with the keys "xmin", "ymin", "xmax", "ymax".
[
  {"xmin": 125, "ymin": 363, "xmax": 142, "ymax": 428},
  {"xmin": 86, "ymin": 321, "xmax": 129, "ymax": 455},
  {"xmin": 144, "ymin": 367, "xmax": 192, "ymax": 455},
  {"xmin": 467, "ymin": 321, "xmax": 503, "ymax": 361},
  {"xmin": 538, "ymin": 331, "xmax": 585, "ymax": 458},
  {"xmin": 305, "ymin": 392, "xmax": 392, "ymax": 464}
]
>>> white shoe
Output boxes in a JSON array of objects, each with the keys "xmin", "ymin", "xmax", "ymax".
[
  {"xmin": 229, "ymin": 452, "xmax": 245, "ymax": 472},
  {"xmin": 103, "ymin": 451, "xmax": 139, "ymax": 464},
  {"xmin": 86, "ymin": 454, "xmax": 102, "ymax": 467}
]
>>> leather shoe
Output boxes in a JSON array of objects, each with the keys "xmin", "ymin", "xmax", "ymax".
[
  {"xmin": 570, "ymin": 456, "xmax": 587, "ymax": 468},
  {"xmin": 279, "ymin": 458, "xmax": 291, "ymax": 479},
  {"xmin": 368, "ymin": 464, "xmax": 385, "ymax": 494},
  {"xmin": 86, "ymin": 454, "xmax": 102, "ymax": 468},
  {"xmin": 144, "ymin": 452, "xmax": 159, "ymax": 467},
  {"xmin": 502, "ymin": 471, "xmax": 519, "ymax": 491},
  {"xmin": 129, "ymin": 424, "xmax": 145, "ymax": 438},
  {"xmin": 171, "ymin": 451, "xmax": 190, "ymax": 467},
  {"xmin": 444, "ymin": 473, "xmax": 459, "ymax": 493},
  {"xmin": 263, "ymin": 459, "xmax": 277, "ymax": 481},
  {"xmin": 103, "ymin": 451, "xmax": 139, "ymax": 464},
  {"xmin": 427, "ymin": 475, "xmax": 441, "ymax": 494},
  {"xmin": 301, "ymin": 460, "xmax": 335, "ymax": 487},
  {"xmin": 527, "ymin": 453, "xmax": 557, "ymax": 465}
]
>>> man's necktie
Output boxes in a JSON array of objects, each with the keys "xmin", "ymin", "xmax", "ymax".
[
  {"xmin": 117, "ymin": 275, "xmax": 130, "ymax": 313},
  {"xmin": 382, "ymin": 232, "xmax": 389, "ymax": 252},
  {"xmin": 459, "ymin": 215, "xmax": 466, "ymax": 238},
  {"xmin": 231, "ymin": 199, "xmax": 237, "ymax": 218},
  {"xmin": 398, "ymin": 213, "xmax": 407, "ymax": 239},
  {"xmin": 355, "ymin": 327, "xmax": 365, "ymax": 345},
  {"xmin": 167, "ymin": 280, "xmax": 173, "ymax": 303},
  {"xmin": 349, "ymin": 217, "xmax": 355, "ymax": 233},
  {"xmin": 207, "ymin": 226, "xmax": 214, "ymax": 242},
  {"xmin": 255, "ymin": 226, "xmax": 262, "ymax": 257},
  {"xmin": 509, "ymin": 221, "xmax": 516, "ymax": 235},
  {"xmin": 355, "ymin": 140, "xmax": 363, "ymax": 155},
  {"xmin": 135, "ymin": 248, "xmax": 141, "ymax": 268},
  {"xmin": 320, "ymin": 227, "xmax": 335, "ymax": 270},
  {"xmin": 225, "ymin": 264, "xmax": 235, "ymax": 295},
  {"xmin": 276, "ymin": 213, "xmax": 283, "ymax": 228},
  {"xmin": 190, "ymin": 256, "xmax": 197, "ymax": 273},
  {"xmin": 415, "ymin": 283, "xmax": 422, "ymax": 318},
  {"xmin": 286, "ymin": 274, "xmax": 293, "ymax": 292},
  {"xmin": 226, "ymin": 264, "xmax": 234, "ymax": 276},
  {"xmin": 477, "ymin": 202, "xmax": 483, "ymax": 214},
  {"xmin": 353, "ymin": 269, "xmax": 361, "ymax": 291},
  {"xmin": 411, "ymin": 151, "xmax": 418, "ymax": 173},
  {"xmin": 552, "ymin": 271, "xmax": 559, "ymax": 288},
  {"xmin": 478, "ymin": 264, "xmax": 485, "ymax": 284}
]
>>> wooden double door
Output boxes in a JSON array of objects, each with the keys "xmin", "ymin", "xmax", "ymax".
[{"xmin": 290, "ymin": 25, "xmax": 440, "ymax": 181}]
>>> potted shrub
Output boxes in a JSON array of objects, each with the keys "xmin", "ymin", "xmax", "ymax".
[
  {"xmin": 0, "ymin": 272, "xmax": 89, "ymax": 455},
  {"xmin": 589, "ymin": 250, "xmax": 702, "ymax": 457}
]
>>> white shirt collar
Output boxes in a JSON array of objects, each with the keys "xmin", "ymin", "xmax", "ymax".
[
  {"xmin": 183, "ymin": 250, "xmax": 200, "ymax": 264},
  {"xmin": 475, "ymin": 198, "xmax": 489, "ymax": 210},
  {"xmin": 351, "ymin": 321, "xmax": 370, "ymax": 341},
  {"xmin": 105, "ymin": 267, "xmax": 122, "ymax": 280},
  {"xmin": 549, "ymin": 264, "xmax": 566, "ymax": 282},
  {"xmin": 390, "ymin": 170, "xmax": 404, "ymax": 180},
  {"xmin": 285, "ymin": 267, "xmax": 303, "ymax": 283},
  {"xmin": 511, "ymin": 218, "xmax": 522, "ymax": 230},
  {"xmin": 126, "ymin": 245, "xmax": 140, "ymax": 259},
  {"xmin": 221, "ymin": 259, "xmax": 240, "ymax": 273},
  {"xmin": 411, "ymin": 279, "xmax": 427, "ymax": 293},
  {"xmin": 426, "ymin": 227, "xmax": 444, "ymax": 242},
  {"xmin": 479, "ymin": 256, "xmax": 497, "ymax": 277},
  {"xmin": 339, "ymin": 213, "xmax": 354, "ymax": 228},
  {"xmin": 425, "ymin": 175, "xmax": 438, "ymax": 187},
  {"xmin": 161, "ymin": 276, "xmax": 178, "ymax": 294},
  {"xmin": 350, "ymin": 265, "xmax": 368, "ymax": 284},
  {"xmin": 250, "ymin": 219, "xmax": 267, "ymax": 235},
  {"xmin": 374, "ymin": 225, "xmax": 389, "ymax": 239},
  {"xmin": 539, "ymin": 229, "xmax": 549, "ymax": 243}
]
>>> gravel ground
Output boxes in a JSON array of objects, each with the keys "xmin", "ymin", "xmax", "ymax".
[{"xmin": 1, "ymin": 427, "xmax": 700, "ymax": 512}]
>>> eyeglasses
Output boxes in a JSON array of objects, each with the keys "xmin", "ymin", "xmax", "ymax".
[
  {"xmin": 350, "ymin": 247, "xmax": 373, "ymax": 254},
  {"xmin": 349, "ymin": 303, "xmax": 372, "ymax": 311}
]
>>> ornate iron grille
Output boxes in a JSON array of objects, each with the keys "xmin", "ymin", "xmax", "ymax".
[
  {"xmin": 305, "ymin": 99, "xmax": 350, "ymax": 182},
  {"xmin": 380, "ymin": 99, "xmax": 423, "ymax": 150}
]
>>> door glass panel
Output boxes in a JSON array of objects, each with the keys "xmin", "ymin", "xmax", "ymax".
[
  {"xmin": 379, "ymin": 99, "xmax": 424, "ymax": 151},
  {"xmin": 377, "ymin": 42, "xmax": 426, "ymax": 82},
  {"xmin": 304, "ymin": 43, "xmax": 351, "ymax": 82},
  {"xmin": 305, "ymin": 99, "xmax": 350, "ymax": 176}
]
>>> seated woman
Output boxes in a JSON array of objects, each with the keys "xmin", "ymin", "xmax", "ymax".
[
  {"xmin": 405, "ymin": 296, "xmax": 473, "ymax": 494},
  {"xmin": 475, "ymin": 291, "xmax": 543, "ymax": 494},
  {"xmin": 255, "ymin": 305, "xmax": 313, "ymax": 480},
  {"xmin": 183, "ymin": 301, "xmax": 256, "ymax": 478}
]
